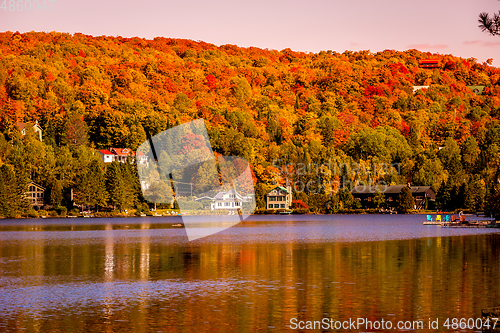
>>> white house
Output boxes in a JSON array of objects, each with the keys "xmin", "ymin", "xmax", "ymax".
[
  {"xmin": 98, "ymin": 149, "xmax": 115, "ymax": 163},
  {"xmin": 207, "ymin": 188, "xmax": 248, "ymax": 211}
]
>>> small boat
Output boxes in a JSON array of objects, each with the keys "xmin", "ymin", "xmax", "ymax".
[{"xmin": 279, "ymin": 210, "xmax": 292, "ymax": 215}]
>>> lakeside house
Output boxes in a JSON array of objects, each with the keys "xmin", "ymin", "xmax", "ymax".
[
  {"xmin": 210, "ymin": 188, "xmax": 247, "ymax": 211},
  {"xmin": 266, "ymin": 186, "xmax": 292, "ymax": 210},
  {"xmin": 98, "ymin": 148, "xmax": 148, "ymax": 166},
  {"xmin": 193, "ymin": 188, "xmax": 252, "ymax": 211},
  {"xmin": 351, "ymin": 185, "xmax": 436, "ymax": 210},
  {"xmin": 16, "ymin": 121, "xmax": 43, "ymax": 142},
  {"xmin": 26, "ymin": 182, "xmax": 46, "ymax": 210}
]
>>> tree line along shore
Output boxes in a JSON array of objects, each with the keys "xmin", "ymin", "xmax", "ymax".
[{"xmin": 1, "ymin": 32, "xmax": 500, "ymax": 218}]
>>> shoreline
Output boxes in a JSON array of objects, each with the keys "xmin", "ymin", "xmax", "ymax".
[{"xmin": 0, "ymin": 211, "xmax": 482, "ymax": 220}]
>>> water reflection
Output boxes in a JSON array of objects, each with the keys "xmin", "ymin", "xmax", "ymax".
[{"xmin": 0, "ymin": 215, "xmax": 498, "ymax": 332}]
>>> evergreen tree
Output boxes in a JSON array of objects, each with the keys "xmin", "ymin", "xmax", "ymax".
[
  {"xmin": 486, "ymin": 183, "xmax": 500, "ymax": 218},
  {"xmin": 0, "ymin": 164, "xmax": 26, "ymax": 217},
  {"xmin": 339, "ymin": 187, "xmax": 355, "ymax": 209},
  {"xmin": 373, "ymin": 189, "xmax": 386, "ymax": 209},
  {"xmin": 478, "ymin": 11, "xmax": 500, "ymax": 36},
  {"xmin": 397, "ymin": 186, "xmax": 414, "ymax": 214},
  {"xmin": 0, "ymin": 171, "xmax": 9, "ymax": 217},
  {"xmin": 89, "ymin": 159, "xmax": 107, "ymax": 210},
  {"xmin": 106, "ymin": 161, "xmax": 126, "ymax": 211},
  {"xmin": 74, "ymin": 159, "xmax": 107, "ymax": 211},
  {"xmin": 464, "ymin": 175, "xmax": 486, "ymax": 212},
  {"xmin": 49, "ymin": 178, "xmax": 64, "ymax": 207},
  {"xmin": 119, "ymin": 162, "xmax": 137, "ymax": 210}
]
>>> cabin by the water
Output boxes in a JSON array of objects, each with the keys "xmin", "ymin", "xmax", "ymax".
[{"xmin": 351, "ymin": 185, "xmax": 436, "ymax": 210}]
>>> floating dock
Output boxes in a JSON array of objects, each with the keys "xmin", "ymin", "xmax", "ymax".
[
  {"xmin": 423, "ymin": 221, "xmax": 442, "ymax": 225},
  {"xmin": 424, "ymin": 214, "xmax": 498, "ymax": 228}
]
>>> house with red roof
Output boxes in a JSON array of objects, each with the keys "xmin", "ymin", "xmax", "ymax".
[
  {"xmin": 97, "ymin": 148, "xmax": 148, "ymax": 166},
  {"xmin": 98, "ymin": 149, "xmax": 115, "ymax": 163},
  {"xmin": 419, "ymin": 59, "xmax": 440, "ymax": 69}
]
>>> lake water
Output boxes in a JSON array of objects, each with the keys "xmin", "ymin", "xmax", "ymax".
[{"xmin": 0, "ymin": 214, "xmax": 499, "ymax": 332}]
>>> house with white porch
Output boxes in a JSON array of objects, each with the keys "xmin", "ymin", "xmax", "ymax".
[{"xmin": 208, "ymin": 188, "xmax": 248, "ymax": 211}]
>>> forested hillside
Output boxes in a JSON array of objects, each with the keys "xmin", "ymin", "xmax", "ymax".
[{"xmin": 1, "ymin": 31, "xmax": 500, "ymax": 216}]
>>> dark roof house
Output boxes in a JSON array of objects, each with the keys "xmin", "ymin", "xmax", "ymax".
[{"xmin": 351, "ymin": 185, "xmax": 435, "ymax": 210}]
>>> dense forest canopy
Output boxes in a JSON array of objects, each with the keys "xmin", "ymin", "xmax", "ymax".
[{"xmin": 1, "ymin": 31, "xmax": 500, "ymax": 215}]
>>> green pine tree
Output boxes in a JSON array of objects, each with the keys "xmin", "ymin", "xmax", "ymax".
[
  {"xmin": 373, "ymin": 189, "xmax": 386, "ymax": 209},
  {"xmin": 106, "ymin": 161, "xmax": 126, "ymax": 211},
  {"xmin": 397, "ymin": 186, "xmax": 415, "ymax": 214},
  {"xmin": 0, "ymin": 164, "xmax": 26, "ymax": 217}
]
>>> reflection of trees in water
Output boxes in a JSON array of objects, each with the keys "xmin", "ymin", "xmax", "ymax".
[{"xmin": 4, "ymin": 226, "xmax": 500, "ymax": 331}]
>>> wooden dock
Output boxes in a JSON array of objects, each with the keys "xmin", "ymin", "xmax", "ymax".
[
  {"xmin": 441, "ymin": 224, "xmax": 500, "ymax": 228},
  {"xmin": 424, "ymin": 214, "xmax": 498, "ymax": 228}
]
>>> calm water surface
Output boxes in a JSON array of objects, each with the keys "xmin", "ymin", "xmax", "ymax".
[{"xmin": 0, "ymin": 214, "xmax": 499, "ymax": 332}]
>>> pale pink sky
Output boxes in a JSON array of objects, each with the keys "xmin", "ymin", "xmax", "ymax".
[{"xmin": 1, "ymin": 0, "xmax": 500, "ymax": 64}]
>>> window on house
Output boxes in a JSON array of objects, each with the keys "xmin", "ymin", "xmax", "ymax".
[
  {"xmin": 280, "ymin": 204, "xmax": 285, "ymax": 208},
  {"xmin": 274, "ymin": 204, "xmax": 279, "ymax": 208},
  {"xmin": 269, "ymin": 204, "xmax": 273, "ymax": 209}
]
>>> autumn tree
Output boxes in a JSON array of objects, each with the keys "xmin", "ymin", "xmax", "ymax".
[{"xmin": 63, "ymin": 114, "xmax": 88, "ymax": 148}]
